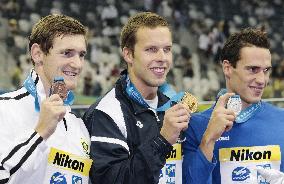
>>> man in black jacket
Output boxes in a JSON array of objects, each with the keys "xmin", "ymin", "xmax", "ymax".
[{"xmin": 83, "ymin": 12, "xmax": 190, "ymax": 184}]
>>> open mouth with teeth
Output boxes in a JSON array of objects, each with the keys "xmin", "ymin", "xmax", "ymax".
[
  {"xmin": 63, "ymin": 71, "xmax": 78, "ymax": 77},
  {"xmin": 249, "ymin": 86, "xmax": 264, "ymax": 95},
  {"xmin": 150, "ymin": 67, "xmax": 166, "ymax": 76}
]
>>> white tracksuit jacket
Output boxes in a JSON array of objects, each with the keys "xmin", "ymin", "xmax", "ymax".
[{"xmin": 0, "ymin": 70, "xmax": 91, "ymax": 184}]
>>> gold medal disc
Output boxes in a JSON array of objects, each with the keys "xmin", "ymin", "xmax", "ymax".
[{"xmin": 181, "ymin": 92, "xmax": 198, "ymax": 113}]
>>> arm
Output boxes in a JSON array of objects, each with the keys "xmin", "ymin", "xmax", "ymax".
[
  {"xmin": 0, "ymin": 123, "xmax": 45, "ymax": 183},
  {"xmin": 182, "ymin": 93, "xmax": 236, "ymax": 184},
  {"xmin": 199, "ymin": 93, "xmax": 235, "ymax": 161},
  {"xmin": 0, "ymin": 94, "xmax": 66, "ymax": 183},
  {"xmin": 83, "ymin": 109, "xmax": 173, "ymax": 184},
  {"xmin": 182, "ymin": 117, "xmax": 216, "ymax": 184}
]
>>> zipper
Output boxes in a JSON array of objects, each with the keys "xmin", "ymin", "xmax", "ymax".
[{"xmin": 148, "ymin": 108, "xmax": 160, "ymax": 122}]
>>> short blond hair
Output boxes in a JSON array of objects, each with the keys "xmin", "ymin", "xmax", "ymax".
[{"xmin": 120, "ymin": 12, "xmax": 171, "ymax": 52}]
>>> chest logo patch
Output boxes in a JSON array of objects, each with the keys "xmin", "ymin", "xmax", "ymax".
[{"xmin": 136, "ymin": 121, "xmax": 143, "ymax": 128}]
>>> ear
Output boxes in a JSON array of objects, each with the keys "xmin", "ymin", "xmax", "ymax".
[
  {"xmin": 222, "ymin": 60, "xmax": 232, "ymax": 79},
  {"xmin": 122, "ymin": 47, "xmax": 134, "ymax": 66},
  {"xmin": 30, "ymin": 43, "xmax": 44, "ymax": 66}
]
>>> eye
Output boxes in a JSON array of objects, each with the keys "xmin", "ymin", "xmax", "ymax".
[
  {"xmin": 79, "ymin": 51, "xmax": 86, "ymax": 59},
  {"xmin": 163, "ymin": 46, "xmax": 172, "ymax": 53},
  {"xmin": 247, "ymin": 66, "xmax": 272, "ymax": 74},
  {"xmin": 247, "ymin": 66, "xmax": 261, "ymax": 74},
  {"xmin": 146, "ymin": 47, "xmax": 158, "ymax": 53},
  {"xmin": 62, "ymin": 50, "xmax": 74, "ymax": 57},
  {"xmin": 263, "ymin": 67, "xmax": 272, "ymax": 74}
]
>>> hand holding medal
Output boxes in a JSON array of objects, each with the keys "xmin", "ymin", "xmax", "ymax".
[
  {"xmin": 160, "ymin": 91, "xmax": 198, "ymax": 145},
  {"xmin": 200, "ymin": 93, "xmax": 236, "ymax": 161},
  {"xmin": 177, "ymin": 92, "xmax": 198, "ymax": 143},
  {"xmin": 36, "ymin": 76, "xmax": 68, "ymax": 139}
]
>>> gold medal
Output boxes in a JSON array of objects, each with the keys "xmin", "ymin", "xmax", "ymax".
[{"xmin": 180, "ymin": 92, "xmax": 198, "ymax": 113}]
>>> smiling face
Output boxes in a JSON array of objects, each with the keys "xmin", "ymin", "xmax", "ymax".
[
  {"xmin": 224, "ymin": 46, "xmax": 272, "ymax": 108},
  {"xmin": 123, "ymin": 26, "xmax": 172, "ymax": 99},
  {"xmin": 33, "ymin": 34, "xmax": 86, "ymax": 92}
]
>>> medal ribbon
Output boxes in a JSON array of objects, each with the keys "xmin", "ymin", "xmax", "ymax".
[
  {"xmin": 125, "ymin": 75, "xmax": 184, "ymax": 112},
  {"xmin": 217, "ymin": 89, "xmax": 261, "ymax": 123},
  {"xmin": 23, "ymin": 74, "xmax": 74, "ymax": 112}
]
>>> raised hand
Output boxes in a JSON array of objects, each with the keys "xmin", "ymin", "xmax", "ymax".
[
  {"xmin": 35, "ymin": 94, "xmax": 67, "ymax": 139},
  {"xmin": 200, "ymin": 93, "xmax": 236, "ymax": 161},
  {"xmin": 160, "ymin": 103, "xmax": 191, "ymax": 145}
]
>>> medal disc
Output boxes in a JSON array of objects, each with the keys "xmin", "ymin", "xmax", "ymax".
[
  {"xmin": 227, "ymin": 95, "xmax": 242, "ymax": 115},
  {"xmin": 181, "ymin": 92, "xmax": 198, "ymax": 113}
]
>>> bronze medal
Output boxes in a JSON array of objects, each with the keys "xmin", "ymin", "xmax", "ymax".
[{"xmin": 50, "ymin": 78, "xmax": 68, "ymax": 100}]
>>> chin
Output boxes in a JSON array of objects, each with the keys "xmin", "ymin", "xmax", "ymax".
[
  {"xmin": 248, "ymin": 97, "xmax": 261, "ymax": 104},
  {"xmin": 151, "ymin": 80, "xmax": 165, "ymax": 87}
]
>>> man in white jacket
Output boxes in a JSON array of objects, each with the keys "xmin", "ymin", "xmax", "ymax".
[{"xmin": 0, "ymin": 14, "xmax": 91, "ymax": 184}]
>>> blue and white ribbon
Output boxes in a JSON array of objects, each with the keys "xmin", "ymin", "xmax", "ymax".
[
  {"xmin": 23, "ymin": 74, "xmax": 74, "ymax": 112},
  {"xmin": 125, "ymin": 75, "xmax": 184, "ymax": 112}
]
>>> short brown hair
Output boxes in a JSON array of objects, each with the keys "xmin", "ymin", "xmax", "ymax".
[
  {"xmin": 29, "ymin": 14, "xmax": 87, "ymax": 65},
  {"xmin": 220, "ymin": 28, "xmax": 270, "ymax": 68},
  {"xmin": 120, "ymin": 12, "xmax": 171, "ymax": 52}
]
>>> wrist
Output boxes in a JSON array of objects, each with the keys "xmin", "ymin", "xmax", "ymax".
[
  {"xmin": 200, "ymin": 133, "xmax": 216, "ymax": 162},
  {"xmin": 35, "ymin": 122, "xmax": 52, "ymax": 140},
  {"xmin": 152, "ymin": 134, "xmax": 173, "ymax": 157},
  {"xmin": 160, "ymin": 127, "xmax": 169, "ymax": 142},
  {"xmin": 201, "ymin": 132, "xmax": 216, "ymax": 147}
]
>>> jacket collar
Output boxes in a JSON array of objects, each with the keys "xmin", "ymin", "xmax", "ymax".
[{"xmin": 116, "ymin": 70, "xmax": 169, "ymax": 114}]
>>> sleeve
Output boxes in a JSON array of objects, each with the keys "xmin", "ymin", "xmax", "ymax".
[
  {"xmin": 83, "ymin": 109, "xmax": 173, "ymax": 184},
  {"xmin": 182, "ymin": 117, "xmax": 216, "ymax": 184},
  {"xmin": 0, "ymin": 110, "xmax": 47, "ymax": 183}
]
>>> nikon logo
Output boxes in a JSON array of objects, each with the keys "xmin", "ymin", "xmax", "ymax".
[
  {"xmin": 230, "ymin": 149, "xmax": 271, "ymax": 161},
  {"xmin": 166, "ymin": 148, "xmax": 177, "ymax": 159},
  {"xmin": 53, "ymin": 152, "xmax": 84, "ymax": 172}
]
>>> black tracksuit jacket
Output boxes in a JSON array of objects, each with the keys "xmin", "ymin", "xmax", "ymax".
[{"xmin": 83, "ymin": 72, "xmax": 173, "ymax": 184}]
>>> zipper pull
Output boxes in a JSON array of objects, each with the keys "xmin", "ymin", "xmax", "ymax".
[
  {"xmin": 149, "ymin": 108, "xmax": 160, "ymax": 122},
  {"xmin": 155, "ymin": 112, "xmax": 160, "ymax": 122}
]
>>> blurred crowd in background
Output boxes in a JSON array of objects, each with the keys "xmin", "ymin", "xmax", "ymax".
[{"xmin": 1, "ymin": 0, "xmax": 284, "ymax": 101}]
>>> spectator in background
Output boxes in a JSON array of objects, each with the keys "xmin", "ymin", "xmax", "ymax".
[
  {"xmin": 83, "ymin": 12, "xmax": 190, "ymax": 184},
  {"xmin": 0, "ymin": 14, "xmax": 91, "ymax": 183},
  {"xmin": 173, "ymin": 46, "xmax": 191, "ymax": 91},
  {"xmin": 2, "ymin": 0, "xmax": 284, "ymax": 102},
  {"xmin": 11, "ymin": 61, "xmax": 22, "ymax": 89},
  {"xmin": 83, "ymin": 71, "xmax": 93, "ymax": 96}
]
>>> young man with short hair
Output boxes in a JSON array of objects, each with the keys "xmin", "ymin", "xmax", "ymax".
[
  {"xmin": 84, "ymin": 12, "xmax": 190, "ymax": 184},
  {"xmin": 0, "ymin": 14, "xmax": 91, "ymax": 184},
  {"xmin": 183, "ymin": 28, "xmax": 284, "ymax": 184}
]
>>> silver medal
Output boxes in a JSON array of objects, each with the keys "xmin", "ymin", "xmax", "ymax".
[{"xmin": 227, "ymin": 95, "xmax": 242, "ymax": 115}]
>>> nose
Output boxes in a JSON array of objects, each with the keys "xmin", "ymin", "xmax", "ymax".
[
  {"xmin": 255, "ymin": 71, "xmax": 266, "ymax": 85},
  {"xmin": 70, "ymin": 54, "xmax": 83, "ymax": 69},
  {"xmin": 157, "ymin": 49, "xmax": 167, "ymax": 61}
]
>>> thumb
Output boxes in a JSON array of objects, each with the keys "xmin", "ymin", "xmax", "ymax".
[
  {"xmin": 257, "ymin": 168, "xmax": 271, "ymax": 179},
  {"xmin": 215, "ymin": 93, "xmax": 235, "ymax": 108},
  {"xmin": 257, "ymin": 168, "xmax": 284, "ymax": 180}
]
